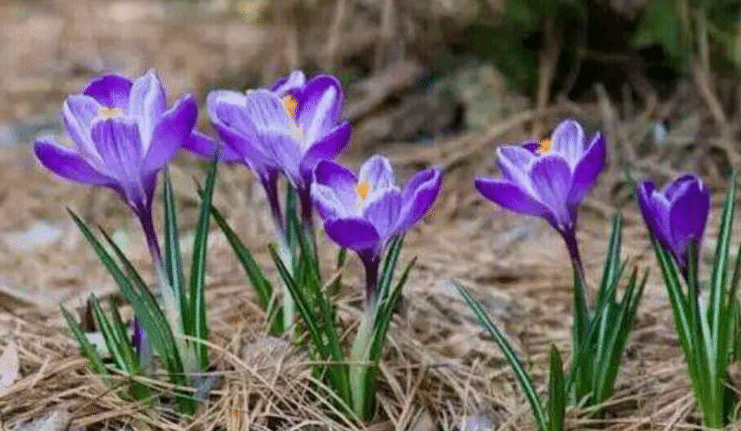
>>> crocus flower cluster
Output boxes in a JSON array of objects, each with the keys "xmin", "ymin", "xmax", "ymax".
[{"xmin": 185, "ymin": 70, "xmax": 352, "ymax": 236}]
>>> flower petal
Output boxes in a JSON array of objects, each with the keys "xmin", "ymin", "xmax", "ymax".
[
  {"xmin": 34, "ymin": 139, "xmax": 114, "ymax": 186},
  {"xmin": 474, "ymin": 177, "xmax": 555, "ymax": 226},
  {"xmin": 551, "ymin": 119, "xmax": 585, "ymax": 167},
  {"xmin": 529, "ymin": 155, "xmax": 574, "ymax": 230},
  {"xmin": 183, "ymin": 131, "xmax": 242, "ymax": 164},
  {"xmin": 91, "ymin": 117, "xmax": 144, "ymax": 182},
  {"xmin": 668, "ymin": 178, "xmax": 710, "ymax": 259},
  {"xmin": 324, "ymin": 218, "xmax": 380, "ymax": 253},
  {"xmin": 663, "ymin": 174, "xmax": 698, "ymax": 201},
  {"xmin": 143, "ymin": 93, "xmax": 197, "ymax": 174},
  {"xmin": 129, "ymin": 70, "xmax": 167, "ymax": 147},
  {"xmin": 270, "ymin": 70, "xmax": 306, "ymax": 95},
  {"xmin": 62, "ymin": 95, "xmax": 101, "ymax": 159},
  {"xmin": 497, "ymin": 145, "xmax": 536, "ymax": 189},
  {"xmin": 82, "ymin": 73, "xmax": 133, "ymax": 109},
  {"xmin": 359, "ymin": 155, "xmax": 395, "ymax": 191},
  {"xmin": 301, "ymin": 121, "xmax": 351, "ymax": 171},
  {"xmin": 314, "ymin": 160, "xmax": 358, "ymax": 210},
  {"xmin": 311, "ymin": 183, "xmax": 350, "ymax": 220},
  {"xmin": 296, "ymin": 75, "xmax": 344, "ymax": 144},
  {"xmin": 568, "ymin": 132, "xmax": 606, "ymax": 209},
  {"xmin": 396, "ymin": 168, "xmax": 442, "ymax": 233},
  {"xmin": 240, "ymin": 90, "xmax": 303, "ymax": 183},
  {"xmin": 363, "ymin": 188, "xmax": 402, "ymax": 240}
]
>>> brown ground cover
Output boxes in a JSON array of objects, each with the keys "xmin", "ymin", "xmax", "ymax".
[{"xmin": 2, "ymin": 0, "xmax": 741, "ymax": 429}]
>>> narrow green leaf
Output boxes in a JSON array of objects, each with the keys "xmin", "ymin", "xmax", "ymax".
[
  {"xmin": 69, "ymin": 210, "xmax": 182, "ymax": 377},
  {"xmin": 95, "ymin": 225, "xmax": 185, "ymax": 384},
  {"xmin": 455, "ymin": 281, "xmax": 548, "ymax": 431},
  {"xmin": 269, "ymin": 243, "xmax": 326, "ymax": 358},
  {"xmin": 163, "ymin": 168, "xmax": 189, "ymax": 335},
  {"xmin": 61, "ymin": 305, "xmax": 109, "ymax": 382},
  {"xmin": 709, "ymin": 174, "xmax": 736, "ymax": 348},
  {"xmin": 377, "ymin": 236, "xmax": 404, "ymax": 302},
  {"xmin": 547, "ymin": 345, "xmax": 565, "ymax": 431},
  {"xmin": 108, "ymin": 298, "xmax": 139, "ymax": 370},
  {"xmin": 337, "ymin": 247, "xmax": 348, "ymax": 270},
  {"xmin": 189, "ymin": 154, "xmax": 219, "ymax": 370},
  {"xmin": 89, "ymin": 295, "xmax": 131, "ymax": 373},
  {"xmin": 209, "ymin": 202, "xmax": 273, "ymax": 309}
]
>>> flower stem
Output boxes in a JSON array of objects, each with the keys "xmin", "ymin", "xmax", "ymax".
[
  {"xmin": 262, "ymin": 172, "xmax": 284, "ymax": 239},
  {"xmin": 360, "ymin": 252, "xmax": 381, "ymax": 306},
  {"xmin": 562, "ymin": 227, "xmax": 589, "ymax": 304}
]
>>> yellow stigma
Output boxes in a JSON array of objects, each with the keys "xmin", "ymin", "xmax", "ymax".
[
  {"xmin": 355, "ymin": 181, "xmax": 370, "ymax": 199},
  {"xmin": 282, "ymin": 95, "xmax": 298, "ymax": 118},
  {"xmin": 97, "ymin": 107, "xmax": 122, "ymax": 119},
  {"xmin": 537, "ymin": 139, "xmax": 552, "ymax": 155}
]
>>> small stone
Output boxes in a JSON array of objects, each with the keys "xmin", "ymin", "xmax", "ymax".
[{"xmin": 5, "ymin": 221, "xmax": 63, "ymax": 253}]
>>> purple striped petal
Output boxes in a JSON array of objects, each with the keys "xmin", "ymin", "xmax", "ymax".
[
  {"xmin": 551, "ymin": 119, "xmax": 585, "ymax": 166},
  {"xmin": 396, "ymin": 168, "xmax": 442, "ymax": 233},
  {"xmin": 271, "ymin": 70, "xmax": 306, "ymax": 95},
  {"xmin": 663, "ymin": 174, "xmax": 698, "ymax": 200},
  {"xmin": 474, "ymin": 177, "xmax": 554, "ymax": 226},
  {"xmin": 301, "ymin": 121, "xmax": 352, "ymax": 170},
  {"xmin": 314, "ymin": 160, "xmax": 358, "ymax": 210},
  {"xmin": 83, "ymin": 73, "xmax": 132, "ymax": 109},
  {"xmin": 324, "ymin": 218, "xmax": 381, "ymax": 253},
  {"xmin": 34, "ymin": 139, "xmax": 114, "ymax": 186},
  {"xmin": 91, "ymin": 117, "xmax": 144, "ymax": 181},
  {"xmin": 183, "ymin": 131, "xmax": 242, "ymax": 163},
  {"xmin": 296, "ymin": 75, "xmax": 344, "ymax": 144},
  {"xmin": 143, "ymin": 94, "xmax": 197, "ymax": 174},
  {"xmin": 312, "ymin": 183, "xmax": 350, "ymax": 220},
  {"xmin": 359, "ymin": 155, "xmax": 395, "ymax": 191},
  {"xmin": 62, "ymin": 95, "xmax": 101, "ymax": 159},
  {"xmin": 529, "ymin": 155, "xmax": 574, "ymax": 230},
  {"xmin": 129, "ymin": 70, "xmax": 167, "ymax": 146},
  {"xmin": 568, "ymin": 132, "xmax": 606, "ymax": 209},
  {"xmin": 497, "ymin": 145, "xmax": 536, "ymax": 187},
  {"xmin": 363, "ymin": 188, "xmax": 402, "ymax": 239}
]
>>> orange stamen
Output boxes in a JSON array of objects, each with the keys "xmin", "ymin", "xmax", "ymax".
[
  {"xmin": 355, "ymin": 181, "xmax": 370, "ymax": 199},
  {"xmin": 282, "ymin": 95, "xmax": 298, "ymax": 118},
  {"xmin": 97, "ymin": 107, "xmax": 122, "ymax": 119},
  {"xmin": 537, "ymin": 139, "xmax": 552, "ymax": 155}
]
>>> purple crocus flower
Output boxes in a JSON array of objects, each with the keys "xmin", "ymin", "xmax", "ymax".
[
  {"xmin": 474, "ymin": 120, "xmax": 606, "ymax": 271},
  {"xmin": 637, "ymin": 174, "xmax": 710, "ymax": 277},
  {"xmin": 34, "ymin": 70, "xmax": 198, "ymax": 263},
  {"xmin": 185, "ymin": 70, "xmax": 352, "ymax": 230},
  {"xmin": 312, "ymin": 156, "xmax": 442, "ymax": 303},
  {"xmin": 34, "ymin": 70, "xmax": 198, "ymax": 361}
]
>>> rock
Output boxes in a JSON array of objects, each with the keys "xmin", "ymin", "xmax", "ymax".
[
  {"xmin": 0, "ymin": 116, "xmax": 62, "ymax": 149},
  {"xmin": 433, "ymin": 62, "xmax": 529, "ymax": 131},
  {"xmin": 15, "ymin": 410, "xmax": 71, "ymax": 431},
  {"xmin": 4, "ymin": 221, "xmax": 63, "ymax": 253}
]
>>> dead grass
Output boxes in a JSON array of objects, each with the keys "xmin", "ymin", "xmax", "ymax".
[{"xmin": 3, "ymin": 0, "xmax": 741, "ymax": 430}]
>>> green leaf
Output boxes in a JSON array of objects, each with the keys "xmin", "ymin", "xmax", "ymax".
[
  {"xmin": 633, "ymin": 0, "xmax": 685, "ymax": 61},
  {"xmin": 547, "ymin": 345, "xmax": 565, "ymax": 431},
  {"xmin": 209, "ymin": 202, "xmax": 273, "ymax": 310},
  {"xmin": 188, "ymin": 154, "xmax": 219, "ymax": 371},
  {"xmin": 69, "ymin": 210, "xmax": 184, "ymax": 380},
  {"xmin": 61, "ymin": 304, "xmax": 109, "ymax": 382},
  {"xmin": 89, "ymin": 295, "xmax": 134, "ymax": 373},
  {"xmin": 163, "ymin": 168, "xmax": 188, "ymax": 336},
  {"xmin": 456, "ymin": 281, "xmax": 548, "ymax": 431}
]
